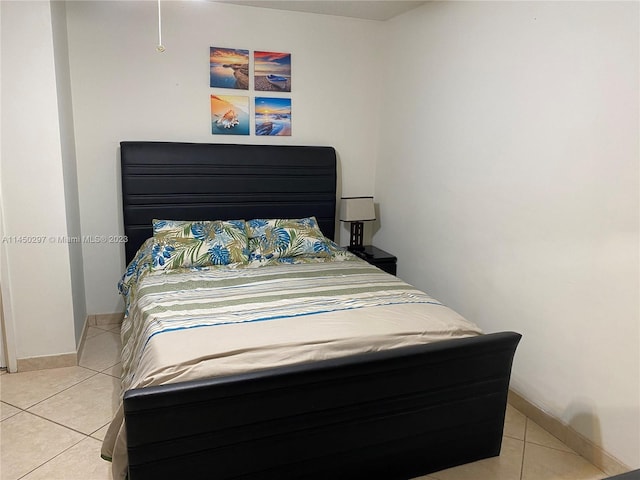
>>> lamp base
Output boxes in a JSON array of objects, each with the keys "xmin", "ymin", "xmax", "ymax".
[{"xmin": 348, "ymin": 221, "xmax": 365, "ymax": 251}]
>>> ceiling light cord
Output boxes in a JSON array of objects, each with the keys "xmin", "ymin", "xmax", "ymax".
[{"xmin": 156, "ymin": 0, "xmax": 165, "ymax": 53}]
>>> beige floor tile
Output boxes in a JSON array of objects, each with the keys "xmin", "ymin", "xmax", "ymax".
[
  {"xmin": 522, "ymin": 442, "xmax": 606, "ymax": 480},
  {"xmin": 0, "ymin": 366, "xmax": 95, "ymax": 409},
  {"xmin": 428, "ymin": 436, "xmax": 524, "ymax": 480},
  {"xmin": 102, "ymin": 362, "xmax": 122, "ymax": 378},
  {"xmin": 0, "ymin": 401, "xmax": 21, "ymax": 421},
  {"xmin": 0, "ymin": 411, "xmax": 85, "ymax": 480},
  {"xmin": 86, "ymin": 326, "xmax": 107, "ymax": 339},
  {"xmin": 94, "ymin": 324, "xmax": 120, "ymax": 334},
  {"xmin": 90, "ymin": 423, "xmax": 111, "ymax": 441},
  {"xmin": 526, "ymin": 419, "xmax": 574, "ymax": 453},
  {"xmin": 28, "ymin": 373, "xmax": 120, "ymax": 435},
  {"xmin": 79, "ymin": 331, "xmax": 121, "ymax": 372},
  {"xmin": 94, "ymin": 313, "xmax": 124, "ymax": 326},
  {"xmin": 20, "ymin": 437, "xmax": 112, "ymax": 480},
  {"xmin": 504, "ymin": 404, "xmax": 527, "ymax": 441}
]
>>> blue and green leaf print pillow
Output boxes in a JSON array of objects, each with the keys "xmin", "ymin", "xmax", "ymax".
[
  {"xmin": 118, "ymin": 237, "xmax": 156, "ymax": 314},
  {"xmin": 246, "ymin": 217, "xmax": 331, "ymax": 262},
  {"xmin": 151, "ymin": 219, "xmax": 249, "ymax": 269}
]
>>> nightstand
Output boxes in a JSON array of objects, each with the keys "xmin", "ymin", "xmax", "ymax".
[{"xmin": 352, "ymin": 245, "xmax": 397, "ymax": 275}]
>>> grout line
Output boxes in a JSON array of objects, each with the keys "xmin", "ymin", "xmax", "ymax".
[
  {"xmin": 16, "ymin": 433, "xmax": 89, "ymax": 480},
  {"xmin": 0, "ymin": 400, "xmax": 24, "ymax": 423},
  {"xmin": 520, "ymin": 417, "xmax": 527, "ymax": 479},
  {"xmin": 26, "ymin": 408, "xmax": 106, "ymax": 438},
  {"xmin": 523, "ymin": 416, "xmax": 590, "ymax": 456},
  {"xmin": 88, "ymin": 421, "xmax": 112, "ymax": 441},
  {"xmin": 85, "ymin": 328, "xmax": 120, "ymax": 341},
  {"xmin": 23, "ymin": 370, "xmax": 99, "ymax": 410},
  {"xmin": 93, "ymin": 324, "xmax": 122, "ymax": 334},
  {"xmin": 101, "ymin": 369, "xmax": 122, "ymax": 379},
  {"xmin": 526, "ymin": 441, "xmax": 585, "ymax": 457},
  {"xmin": 4, "ymin": 408, "xmax": 105, "ymax": 441},
  {"xmin": 508, "ymin": 391, "xmax": 629, "ymax": 475},
  {"xmin": 511, "ymin": 406, "xmax": 595, "ymax": 456},
  {"xmin": 526, "ymin": 439, "xmax": 582, "ymax": 455},
  {"xmin": 80, "ymin": 362, "xmax": 120, "ymax": 376},
  {"xmin": 1, "ymin": 366, "xmax": 99, "ymax": 411},
  {"xmin": 1, "ymin": 399, "xmax": 25, "ymax": 411}
]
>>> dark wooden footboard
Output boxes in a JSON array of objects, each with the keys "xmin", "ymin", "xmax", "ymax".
[{"xmin": 123, "ymin": 331, "xmax": 521, "ymax": 480}]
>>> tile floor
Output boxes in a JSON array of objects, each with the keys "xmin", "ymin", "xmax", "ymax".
[{"xmin": 1, "ymin": 323, "xmax": 611, "ymax": 480}]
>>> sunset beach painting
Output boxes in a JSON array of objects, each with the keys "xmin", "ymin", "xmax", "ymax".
[
  {"xmin": 211, "ymin": 95, "xmax": 249, "ymax": 135},
  {"xmin": 210, "ymin": 47, "xmax": 249, "ymax": 90},
  {"xmin": 254, "ymin": 51, "xmax": 291, "ymax": 92},
  {"xmin": 255, "ymin": 97, "xmax": 291, "ymax": 136}
]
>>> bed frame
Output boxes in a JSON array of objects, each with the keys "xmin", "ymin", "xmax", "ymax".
[
  {"xmin": 121, "ymin": 141, "xmax": 337, "ymax": 264},
  {"xmin": 120, "ymin": 141, "xmax": 521, "ymax": 480}
]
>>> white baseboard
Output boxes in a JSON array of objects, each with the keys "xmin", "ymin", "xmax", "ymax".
[
  {"xmin": 508, "ymin": 389, "xmax": 631, "ymax": 476},
  {"xmin": 16, "ymin": 313, "xmax": 124, "ymax": 373},
  {"xmin": 16, "ymin": 352, "xmax": 77, "ymax": 372},
  {"xmin": 88, "ymin": 313, "xmax": 124, "ymax": 326}
]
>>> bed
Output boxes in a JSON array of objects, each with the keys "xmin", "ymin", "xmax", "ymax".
[{"xmin": 104, "ymin": 141, "xmax": 521, "ymax": 480}]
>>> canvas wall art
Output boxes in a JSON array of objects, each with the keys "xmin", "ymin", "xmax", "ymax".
[
  {"xmin": 211, "ymin": 95, "xmax": 250, "ymax": 135},
  {"xmin": 255, "ymin": 97, "xmax": 291, "ymax": 136},
  {"xmin": 209, "ymin": 47, "xmax": 249, "ymax": 90},
  {"xmin": 254, "ymin": 51, "xmax": 291, "ymax": 92}
]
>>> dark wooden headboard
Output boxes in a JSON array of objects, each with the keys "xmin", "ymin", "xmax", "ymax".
[{"xmin": 121, "ymin": 142, "xmax": 337, "ymax": 264}]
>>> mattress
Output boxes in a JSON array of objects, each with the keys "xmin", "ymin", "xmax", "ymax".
[{"xmin": 101, "ymin": 254, "xmax": 482, "ymax": 479}]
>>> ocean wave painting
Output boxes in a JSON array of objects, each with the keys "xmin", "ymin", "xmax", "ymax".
[
  {"xmin": 210, "ymin": 47, "xmax": 249, "ymax": 90},
  {"xmin": 211, "ymin": 95, "xmax": 250, "ymax": 135},
  {"xmin": 255, "ymin": 97, "xmax": 291, "ymax": 136},
  {"xmin": 254, "ymin": 51, "xmax": 291, "ymax": 92}
]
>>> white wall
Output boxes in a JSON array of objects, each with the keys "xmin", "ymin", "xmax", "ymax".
[
  {"xmin": 0, "ymin": 0, "xmax": 77, "ymax": 359},
  {"xmin": 65, "ymin": 1, "xmax": 382, "ymax": 314},
  {"xmin": 50, "ymin": 0, "xmax": 87, "ymax": 345},
  {"xmin": 375, "ymin": 1, "xmax": 639, "ymax": 468}
]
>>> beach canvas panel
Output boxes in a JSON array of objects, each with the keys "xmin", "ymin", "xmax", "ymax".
[
  {"xmin": 211, "ymin": 95, "xmax": 250, "ymax": 135},
  {"xmin": 255, "ymin": 97, "xmax": 291, "ymax": 136},
  {"xmin": 210, "ymin": 47, "xmax": 249, "ymax": 90},
  {"xmin": 254, "ymin": 51, "xmax": 291, "ymax": 92}
]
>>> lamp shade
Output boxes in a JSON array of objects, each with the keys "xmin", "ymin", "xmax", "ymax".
[{"xmin": 339, "ymin": 197, "xmax": 376, "ymax": 222}]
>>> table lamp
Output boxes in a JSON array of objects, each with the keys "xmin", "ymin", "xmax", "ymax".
[{"xmin": 339, "ymin": 196, "xmax": 376, "ymax": 252}]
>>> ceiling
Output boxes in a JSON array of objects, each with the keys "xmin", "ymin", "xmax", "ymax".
[{"xmin": 215, "ymin": 1, "xmax": 427, "ymax": 21}]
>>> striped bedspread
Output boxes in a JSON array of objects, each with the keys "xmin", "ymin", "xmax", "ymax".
[
  {"xmin": 105, "ymin": 257, "xmax": 483, "ymax": 479},
  {"xmin": 120, "ymin": 260, "xmax": 441, "ymax": 390}
]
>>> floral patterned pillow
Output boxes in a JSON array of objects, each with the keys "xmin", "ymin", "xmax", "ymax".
[
  {"xmin": 151, "ymin": 219, "xmax": 249, "ymax": 270},
  {"xmin": 246, "ymin": 217, "xmax": 331, "ymax": 262},
  {"xmin": 118, "ymin": 237, "xmax": 156, "ymax": 315}
]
